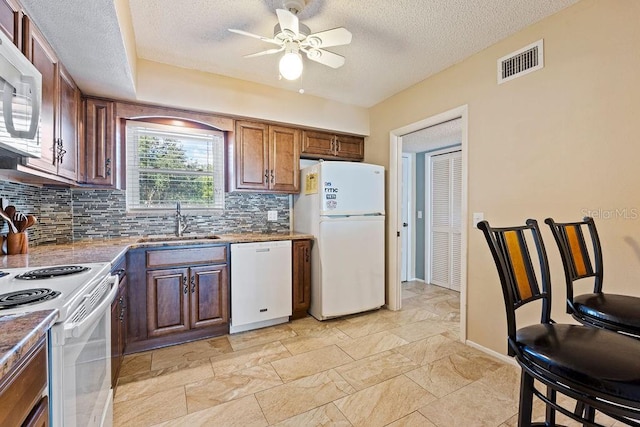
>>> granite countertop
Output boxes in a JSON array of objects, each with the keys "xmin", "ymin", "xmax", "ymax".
[
  {"xmin": 0, "ymin": 310, "xmax": 58, "ymax": 378},
  {"xmin": 0, "ymin": 232, "xmax": 314, "ymax": 268}
]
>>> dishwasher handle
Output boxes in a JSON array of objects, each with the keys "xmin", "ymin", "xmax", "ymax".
[{"xmin": 255, "ymin": 248, "xmax": 270, "ymax": 253}]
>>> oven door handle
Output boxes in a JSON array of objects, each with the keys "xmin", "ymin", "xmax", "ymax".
[{"xmin": 64, "ymin": 275, "xmax": 118, "ymax": 339}]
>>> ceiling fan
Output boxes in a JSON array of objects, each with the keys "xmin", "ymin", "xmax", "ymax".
[{"xmin": 228, "ymin": 0, "xmax": 352, "ymax": 81}]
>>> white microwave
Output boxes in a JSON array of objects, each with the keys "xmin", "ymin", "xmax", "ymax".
[{"xmin": 0, "ymin": 29, "xmax": 42, "ymax": 157}]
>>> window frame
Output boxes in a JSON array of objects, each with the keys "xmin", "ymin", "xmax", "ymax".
[{"xmin": 124, "ymin": 117, "xmax": 226, "ymax": 212}]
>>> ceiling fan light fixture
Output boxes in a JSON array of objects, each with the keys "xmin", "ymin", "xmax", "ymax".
[{"xmin": 279, "ymin": 47, "xmax": 303, "ymax": 80}]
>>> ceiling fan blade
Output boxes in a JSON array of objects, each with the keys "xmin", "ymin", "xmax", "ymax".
[
  {"xmin": 276, "ymin": 8, "xmax": 299, "ymax": 38},
  {"xmin": 229, "ymin": 29, "xmax": 280, "ymax": 45},
  {"xmin": 244, "ymin": 47, "xmax": 284, "ymax": 58},
  {"xmin": 302, "ymin": 27, "xmax": 352, "ymax": 48},
  {"xmin": 302, "ymin": 48, "xmax": 346, "ymax": 69}
]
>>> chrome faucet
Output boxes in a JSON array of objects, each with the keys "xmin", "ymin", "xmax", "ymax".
[{"xmin": 175, "ymin": 201, "xmax": 188, "ymax": 237}]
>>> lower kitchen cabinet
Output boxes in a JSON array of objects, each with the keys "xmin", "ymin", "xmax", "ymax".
[
  {"xmin": 0, "ymin": 337, "xmax": 48, "ymax": 427},
  {"xmin": 146, "ymin": 264, "xmax": 228, "ymax": 337},
  {"xmin": 126, "ymin": 244, "xmax": 229, "ymax": 353},
  {"xmin": 291, "ymin": 239, "xmax": 312, "ymax": 320},
  {"xmin": 110, "ymin": 259, "xmax": 127, "ymax": 389}
]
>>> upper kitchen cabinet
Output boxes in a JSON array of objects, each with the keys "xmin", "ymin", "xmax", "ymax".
[
  {"xmin": 301, "ymin": 130, "xmax": 364, "ymax": 161},
  {"xmin": 79, "ymin": 97, "xmax": 116, "ymax": 187},
  {"xmin": 234, "ymin": 121, "xmax": 300, "ymax": 193},
  {"xmin": 0, "ymin": 0, "xmax": 22, "ymax": 48},
  {"xmin": 21, "ymin": 15, "xmax": 79, "ymax": 182}
]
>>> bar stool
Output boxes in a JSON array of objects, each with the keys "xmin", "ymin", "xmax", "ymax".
[
  {"xmin": 478, "ymin": 219, "xmax": 640, "ymax": 426},
  {"xmin": 545, "ymin": 217, "xmax": 640, "ymax": 336}
]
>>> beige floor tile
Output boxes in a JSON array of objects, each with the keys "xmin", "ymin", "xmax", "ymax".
[
  {"xmin": 393, "ymin": 333, "xmax": 469, "ymax": 365},
  {"xmin": 271, "ymin": 403, "xmax": 352, "ymax": 427},
  {"xmin": 337, "ymin": 330, "xmax": 408, "ymax": 360},
  {"xmin": 388, "ymin": 320, "xmax": 448, "ymax": 342},
  {"xmin": 114, "ymin": 362, "xmax": 214, "ymax": 403},
  {"xmin": 336, "ymin": 350, "xmax": 418, "ymax": 391},
  {"xmin": 150, "ymin": 335, "xmax": 232, "ymax": 370},
  {"xmin": 380, "ymin": 307, "xmax": 440, "ymax": 325},
  {"xmin": 209, "ymin": 341, "xmax": 291, "ymax": 376},
  {"xmin": 151, "ymin": 395, "xmax": 268, "ymax": 427},
  {"xmin": 185, "ymin": 363, "xmax": 282, "ymax": 413},
  {"xmin": 404, "ymin": 357, "xmax": 474, "ymax": 398},
  {"xmin": 419, "ymin": 381, "xmax": 518, "ymax": 427},
  {"xmin": 336, "ymin": 315, "xmax": 401, "ymax": 338},
  {"xmin": 387, "ymin": 411, "xmax": 437, "ymax": 427},
  {"xmin": 334, "ymin": 375, "xmax": 436, "ymax": 427},
  {"xmin": 287, "ymin": 315, "xmax": 335, "ymax": 335},
  {"xmin": 255, "ymin": 369, "xmax": 355, "ymax": 424},
  {"xmin": 477, "ymin": 364, "xmax": 521, "ymax": 401},
  {"xmin": 113, "ymin": 386, "xmax": 187, "ymax": 427},
  {"xmin": 227, "ymin": 324, "xmax": 297, "ymax": 351},
  {"xmin": 280, "ymin": 327, "xmax": 351, "ymax": 355},
  {"xmin": 271, "ymin": 344, "xmax": 354, "ymax": 382},
  {"xmin": 119, "ymin": 353, "xmax": 152, "ymax": 377}
]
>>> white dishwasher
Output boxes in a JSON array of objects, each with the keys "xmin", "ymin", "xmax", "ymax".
[{"xmin": 230, "ymin": 240, "xmax": 292, "ymax": 333}]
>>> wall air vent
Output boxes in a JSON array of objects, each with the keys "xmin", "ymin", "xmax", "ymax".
[{"xmin": 497, "ymin": 39, "xmax": 544, "ymax": 84}]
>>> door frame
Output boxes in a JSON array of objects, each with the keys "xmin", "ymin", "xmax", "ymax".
[
  {"xmin": 388, "ymin": 105, "xmax": 468, "ymax": 342},
  {"xmin": 401, "ymin": 153, "xmax": 414, "ymax": 282}
]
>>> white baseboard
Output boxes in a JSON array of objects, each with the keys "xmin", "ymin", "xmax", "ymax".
[
  {"xmin": 465, "ymin": 339, "xmax": 518, "ymax": 367},
  {"xmin": 404, "ymin": 277, "xmax": 425, "ymax": 283}
]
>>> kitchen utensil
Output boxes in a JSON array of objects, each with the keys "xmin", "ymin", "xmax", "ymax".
[
  {"xmin": 13, "ymin": 212, "xmax": 27, "ymax": 233},
  {"xmin": 0, "ymin": 209, "xmax": 17, "ymax": 233},
  {"xmin": 24, "ymin": 215, "xmax": 37, "ymax": 230},
  {"xmin": 0, "ymin": 198, "xmax": 7, "ymax": 210},
  {"xmin": 4, "ymin": 205, "xmax": 16, "ymax": 219}
]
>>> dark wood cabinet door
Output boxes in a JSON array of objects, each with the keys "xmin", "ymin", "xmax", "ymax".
[
  {"xmin": 22, "ymin": 396, "xmax": 49, "ymax": 427},
  {"xmin": 147, "ymin": 268, "xmax": 190, "ymax": 337},
  {"xmin": 0, "ymin": 0, "xmax": 21, "ymax": 48},
  {"xmin": 291, "ymin": 239, "xmax": 311, "ymax": 319},
  {"xmin": 82, "ymin": 97, "xmax": 115, "ymax": 186},
  {"xmin": 235, "ymin": 121, "xmax": 269, "ymax": 191},
  {"xmin": 23, "ymin": 16, "xmax": 58, "ymax": 174},
  {"xmin": 301, "ymin": 130, "xmax": 335, "ymax": 158},
  {"xmin": 56, "ymin": 65, "xmax": 79, "ymax": 180},
  {"xmin": 335, "ymin": 135, "xmax": 364, "ymax": 160},
  {"xmin": 190, "ymin": 265, "xmax": 229, "ymax": 329},
  {"xmin": 269, "ymin": 125, "xmax": 300, "ymax": 192}
]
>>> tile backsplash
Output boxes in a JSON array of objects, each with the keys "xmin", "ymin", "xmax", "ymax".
[{"xmin": 1, "ymin": 180, "xmax": 291, "ymax": 246}]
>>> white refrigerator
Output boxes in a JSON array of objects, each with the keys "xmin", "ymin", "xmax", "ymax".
[{"xmin": 293, "ymin": 161, "xmax": 385, "ymax": 320}]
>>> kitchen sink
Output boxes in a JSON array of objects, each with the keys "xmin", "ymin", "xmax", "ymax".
[{"xmin": 136, "ymin": 235, "xmax": 221, "ymax": 243}]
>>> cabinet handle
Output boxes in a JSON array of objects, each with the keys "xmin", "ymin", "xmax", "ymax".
[
  {"xmin": 305, "ymin": 247, "xmax": 310, "ymax": 262},
  {"xmin": 183, "ymin": 276, "xmax": 188, "ymax": 294},
  {"xmin": 55, "ymin": 138, "xmax": 67, "ymax": 163},
  {"xmin": 106, "ymin": 158, "xmax": 111, "ymax": 177},
  {"xmin": 336, "ymin": 138, "xmax": 341, "ymax": 153},
  {"xmin": 330, "ymin": 138, "xmax": 335, "ymax": 153},
  {"xmin": 270, "ymin": 169, "xmax": 275, "ymax": 184},
  {"xmin": 190, "ymin": 275, "xmax": 196, "ymax": 293},
  {"xmin": 264, "ymin": 169, "xmax": 269, "ymax": 183}
]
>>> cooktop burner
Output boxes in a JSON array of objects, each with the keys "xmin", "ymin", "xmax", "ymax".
[
  {"xmin": 0, "ymin": 288, "xmax": 61, "ymax": 308},
  {"xmin": 15, "ymin": 265, "xmax": 90, "ymax": 280}
]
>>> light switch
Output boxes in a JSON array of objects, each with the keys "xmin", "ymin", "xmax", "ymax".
[
  {"xmin": 417, "ymin": 211, "xmax": 423, "ymax": 219},
  {"xmin": 473, "ymin": 212, "xmax": 484, "ymax": 228},
  {"xmin": 267, "ymin": 210, "xmax": 278, "ymax": 221}
]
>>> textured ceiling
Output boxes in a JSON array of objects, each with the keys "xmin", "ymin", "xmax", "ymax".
[{"xmin": 19, "ymin": 0, "xmax": 579, "ymax": 107}]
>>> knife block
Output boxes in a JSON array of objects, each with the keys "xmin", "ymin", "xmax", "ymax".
[{"xmin": 7, "ymin": 232, "xmax": 28, "ymax": 255}]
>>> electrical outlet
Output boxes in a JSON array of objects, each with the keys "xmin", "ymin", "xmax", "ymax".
[
  {"xmin": 267, "ymin": 210, "xmax": 278, "ymax": 221},
  {"xmin": 417, "ymin": 211, "xmax": 423, "ymax": 219},
  {"xmin": 473, "ymin": 212, "xmax": 484, "ymax": 228}
]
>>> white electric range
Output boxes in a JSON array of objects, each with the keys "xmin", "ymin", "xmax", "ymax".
[{"xmin": 0, "ymin": 262, "xmax": 117, "ymax": 427}]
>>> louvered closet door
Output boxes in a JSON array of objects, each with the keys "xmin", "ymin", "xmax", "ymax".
[{"xmin": 429, "ymin": 151, "xmax": 462, "ymax": 291}]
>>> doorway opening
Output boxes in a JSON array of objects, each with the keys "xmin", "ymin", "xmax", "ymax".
[{"xmin": 389, "ymin": 105, "xmax": 468, "ymax": 341}]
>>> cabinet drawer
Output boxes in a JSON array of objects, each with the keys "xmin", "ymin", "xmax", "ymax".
[
  {"xmin": 146, "ymin": 246, "xmax": 227, "ymax": 268},
  {"xmin": 0, "ymin": 339, "xmax": 47, "ymax": 427}
]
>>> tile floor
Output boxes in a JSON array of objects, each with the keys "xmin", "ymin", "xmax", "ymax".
[{"xmin": 113, "ymin": 281, "xmax": 622, "ymax": 427}]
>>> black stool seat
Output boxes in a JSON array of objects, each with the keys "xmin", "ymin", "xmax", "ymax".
[
  {"xmin": 517, "ymin": 323, "xmax": 640, "ymax": 402},
  {"xmin": 574, "ymin": 293, "xmax": 640, "ymax": 332}
]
